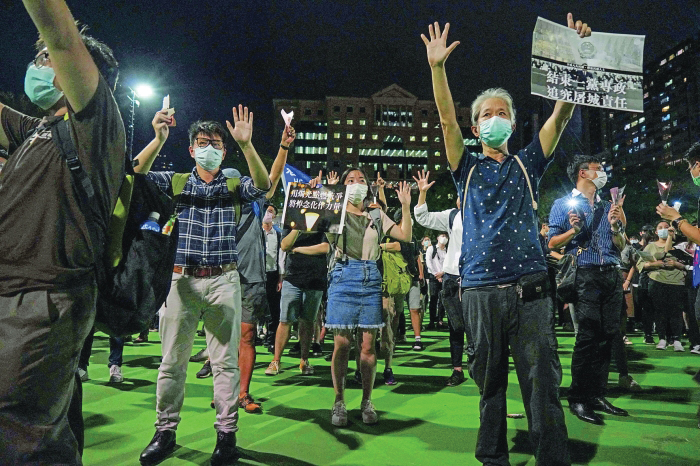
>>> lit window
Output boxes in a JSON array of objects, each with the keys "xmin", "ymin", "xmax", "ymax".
[
  {"xmin": 410, "ymin": 135, "xmax": 416, "ymax": 141},
  {"xmin": 306, "ymin": 161, "xmax": 311, "ymax": 169},
  {"xmin": 333, "ymin": 147, "xmax": 340, "ymax": 153},
  {"xmin": 346, "ymin": 133, "xmax": 353, "ymax": 139},
  {"xmin": 631, "ymin": 121, "xmax": 638, "ymax": 127},
  {"xmin": 435, "ymin": 123, "xmax": 440, "ymax": 129},
  {"xmin": 334, "ymin": 132, "xmax": 340, "ymax": 139},
  {"xmin": 372, "ymin": 134, "xmax": 379, "ymax": 140},
  {"xmin": 639, "ymin": 117, "xmax": 645, "ymax": 123},
  {"xmin": 660, "ymin": 59, "xmax": 667, "ymax": 66},
  {"xmin": 422, "ymin": 135, "xmax": 428, "ymax": 142},
  {"xmin": 359, "ymin": 134, "xmax": 366, "ymax": 140},
  {"xmin": 359, "ymin": 119, "xmax": 366, "ymax": 125},
  {"xmin": 669, "ymin": 54, "xmax": 675, "ymax": 61},
  {"xmin": 295, "ymin": 146, "xmax": 303, "ymax": 154},
  {"xmin": 644, "ymin": 92, "xmax": 649, "ymax": 99},
  {"xmin": 333, "ymin": 119, "xmax": 341, "ymax": 125},
  {"xmin": 665, "ymin": 79, "xmax": 673, "ymax": 87},
  {"xmin": 662, "ymin": 106, "xmax": 670, "ymax": 112},
  {"xmin": 434, "ymin": 164, "xmax": 441, "ymax": 171},
  {"xmin": 346, "ymin": 147, "xmax": 353, "ymax": 153},
  {"xmin": 434, "ymin": 136, "xmax": 441, "ymax": 142},
  {"xmin": 434, "ymin": 151, "xmax": 440, "ymax": 157},
  {"xmin": 613, "ymin": 144, "xmax": 619, "ymax": 151},
  {"xmin": 421, "ymin": 122, "xmax": 428, "ymax": 128},
  {"xmin": 624, "ymin": 123, "xmax": 630, "ymax": 130},
  {"xmin": 633, "ymin": 137, "xmax": 639, "ymax": 143},
  {"xmin": 347, "ymin": 119, "xmax": 353, "ymax": 125}
]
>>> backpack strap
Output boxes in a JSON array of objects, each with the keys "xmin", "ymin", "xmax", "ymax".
[
  {"xmin": 368, "ymin": 208, "xmax": 384, "ymax": 244},
  {"xmin": 171, "ymin": 173, "xmax": 190, "ymax": 198},
  {"xmin": 226, "ymin": 176, "xmax": 242, "ymax": 224},
  {"xmin": 448, "ymin": 208, "xmax": 458, "ymax": 231},
  {"xmin": 461, "ymin": 165, "xmax": 477, "ymax": 222},
  {"xmin": 513, "ymin": 155, "xmax": 538, "ymax": 211}
]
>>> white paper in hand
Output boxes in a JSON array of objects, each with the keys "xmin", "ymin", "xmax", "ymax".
[
  {"xmin": 281, "ymin": 109, "xmax": 294, "ymax": 128},
  {"xmin": 162, "ymin": 95, "xmax": 175, "ymax": 118}
]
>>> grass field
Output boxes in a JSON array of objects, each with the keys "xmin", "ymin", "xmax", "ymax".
[{"xmin": 81, "ymin": 327, "xmax": 700, "ymax": 465}]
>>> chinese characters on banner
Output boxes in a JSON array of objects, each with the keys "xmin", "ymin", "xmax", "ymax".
[
  {"xmin": 281, "ymin": 182, "xmax": 348, "ymax": 233},
  {"xmin": 531, "ymin": 17, "xmax": 645, "ymax": 113}
]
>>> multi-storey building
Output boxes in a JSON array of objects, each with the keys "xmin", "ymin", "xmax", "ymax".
[
  {"xmin": 152, "ymin": 155, "xmax": 175, "ymax": 172},
  {"xmin": 608, "ymin": 34, "xmax": 700, "ymax": 170},
  {"xmin": 273, "ymin": 84, "xmax": 480, "ymax": 181}
]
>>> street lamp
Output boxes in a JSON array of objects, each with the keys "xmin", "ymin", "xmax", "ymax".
[{"xmin": 127, "ymin": 84, "xmax": 154, "ymax": 159}]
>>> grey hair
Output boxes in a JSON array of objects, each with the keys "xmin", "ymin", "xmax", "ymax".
[{"xmin": 470, "ymin": 88, "xmax": 516, "ymax": 126}]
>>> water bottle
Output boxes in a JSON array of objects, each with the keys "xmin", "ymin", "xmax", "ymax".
[
  {"xmin": 162, "ymin": 215, "xmax": 176, "ymax": 236},
  {"xmin": 141, "ymin": 212, "xmax": 161, "ymax": 233}
]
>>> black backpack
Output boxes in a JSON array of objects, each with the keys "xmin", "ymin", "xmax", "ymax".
[{"xmin": 52, "ymin": 115, "xmax": 179, "ymax": 336}]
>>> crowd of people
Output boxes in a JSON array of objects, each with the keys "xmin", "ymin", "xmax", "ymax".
[{"xmin": 0, "ymin": 3, "xmax": 698, "ymax": 466}]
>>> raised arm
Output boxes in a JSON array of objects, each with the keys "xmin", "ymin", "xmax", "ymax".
[
  {"xmin": 226, "ymin": 105, "xmax": 270, "ymax": 190},
  {"xmin": 421, "ymin": 22, "xmax": 464, "ymax": 171},
  {"xmin": 266, "ymin": 126, "xmax": 296, "ymax": 199},
  {"xmin": 376, "ymin": 172, "xmax": 388, "ymax": 207},
  {"xmin": 23, "ymin": 0, "xmax": 101, "ymax": 113},
  {"xmin": 133, "ymin": 110, "xmax": 171, "ymax": 174},
  {"xmin": 657, "ymin": 203, "xmax": 700, "ymax": 244},
  {"xmin": 412, "ymin": 170, "xmax": 451, "ymax": 231},
  {"xmin": 388, "ymin": 181, "xmax": 413, "ymax": 242},
  {"xmin": 539, "ymin": 13, "xmax": 592, "ymax": 158}
]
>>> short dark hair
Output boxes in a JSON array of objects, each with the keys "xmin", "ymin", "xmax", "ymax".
[
  {"xmin": 684, "ymin": 142, "xmax": 700, "ymax": 167},
  {"xmin": 566, "ymin": 154, "xmax": 601, "ymax": 185},
  {"xmin": 36, "ymin": 24, "xmax": 119, "ymax": 90},
  {"xmin": 188, "ymin": 121, "xmax": 228, "ymax": 147},
  {"xmin": 265, "ymin": 204, "xmax": 278, "ymax": 215}
]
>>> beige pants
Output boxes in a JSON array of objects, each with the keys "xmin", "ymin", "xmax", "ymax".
[{"xmin": 156, "ymin": 270, "xmax": 242, "ymax": 432}]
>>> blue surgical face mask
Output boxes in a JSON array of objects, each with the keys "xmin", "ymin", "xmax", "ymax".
[
  {"xmin": 657, "ymin": 228, "xmax": 669, "ymax": 240},
  {"xmin": 194, "ymin": 145, "xmax": 224, "ymax": 171},
  {"xmin": 25, "ymin": 65, "xmax": 64, "ymax": 110},
  {"xmin": 478, "ymin": 116, "xmax": 513, "ymax": 149}
]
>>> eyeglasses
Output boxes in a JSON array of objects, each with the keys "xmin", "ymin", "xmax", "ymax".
[
  {"xmin": 195, "ymin": 137, "xmax": 224, "ymax": 150},
  {"xmin": 29, "ymin": 51, "xmax": 50, "ymax": 69}
]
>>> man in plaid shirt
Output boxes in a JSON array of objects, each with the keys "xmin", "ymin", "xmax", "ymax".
[{"xmin": 132, "ymin": 105, "xmax": 270, "ymax": 466}]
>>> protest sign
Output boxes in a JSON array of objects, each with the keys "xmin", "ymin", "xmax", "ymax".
[
  {"xmin": 531, "ymin": 17, "xmax": 645, "ymax": 112},
  {"xmin": 281, "ymin": 163, "xmax": 313, "ymax": 197},
  {"xmin": 281, "ymin": 182, "xmax": 348, "ymax": 233}
]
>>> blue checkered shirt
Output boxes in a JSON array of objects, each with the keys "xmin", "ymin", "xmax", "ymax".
[{"xmin": 148, "ymin": 168, "xmax": 268, "ymax": 267}]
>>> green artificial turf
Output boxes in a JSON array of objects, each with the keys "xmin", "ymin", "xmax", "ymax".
[{"xmin": 81, "ymin": 328, "xmax": 700, "ymax": 465}]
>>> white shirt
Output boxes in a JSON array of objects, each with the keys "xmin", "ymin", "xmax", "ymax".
[
  {"xmin": 264, "ymin": 228, "xmax": 278, "ymax": 272},
  {"xmin": 414, "ymin": 203, "xmax": 462, "ymax": 276}
]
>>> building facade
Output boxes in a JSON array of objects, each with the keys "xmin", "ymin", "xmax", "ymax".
[{"xmin": 273, "ymin": 84, "xmax": 480, "ymax": 181}]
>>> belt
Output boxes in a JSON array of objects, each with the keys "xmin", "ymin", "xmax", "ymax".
[
  {"xmin": 174, "ymin": 263, "xmax": 237, "ymax": 277},
  {"xmin": 578, "ymin": 264, "xmax": 619, "ymax": 272}
]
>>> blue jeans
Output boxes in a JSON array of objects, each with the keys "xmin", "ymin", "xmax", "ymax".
[
  {"xmin": 326, "ymin": 260, "xmax": 383, "ymax": 330},
  {"xmin": 279, "ymin": 281, "xmax": 323, "ymax": 323},
  {"xmin": 108, "ymin": 336, "xmax": 124, "ymax": 368}
]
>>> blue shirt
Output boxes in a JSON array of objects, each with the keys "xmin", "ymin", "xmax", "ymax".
[
  {"xmin": 548, "ymin": 190, "xmax": 620, "ymax": 267},
  {"xmin": 148, "ymin": 168, "xmax": 267, "ymax": 267},
  {"xmin": 451, "ymin": 135, "xmax": 550, "ymax": 287}
]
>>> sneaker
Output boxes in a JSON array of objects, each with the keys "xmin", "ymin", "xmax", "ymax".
[
  {"xmin": 311, "ymin": 342, "xmax": 323, "ymax": 357},
  {"xmin": 446, "ymin": 369, "xmax": 466, "ymax": 387},
  {"xmin": 288, "ymin": 342, "xmax": 301, "ymax": 357},
  {"xmin": 331, "ymin": 401, "xmax": 348, "ymax": 427},
  {"xmin": 77, "ymin": 368, "xmax": 89, "ymax": 382},
  {"xmin": 412, "ymin": 340, "xmax": 424, "ymax": 351},
  {"xmin": 360, "ymin": 399, "xmax": 378, "ymax": 424},
  {"xmin": 238, "ymin": 393, "xmax": 262, "ymax": 413},
  {"xmin": 265, "ymin": 360, "xmax": 280, "ymax": 376},
  {"xmin": 644, "ymin": 335, "xmax": 655, "ymax": 345},
  {"xmin": 383, "ymin": 368, "xmax": 396, "ymax": 386},
  {"xmin": 656, "ymin": 339, "xmax": 667, "ymax": 350},
  {"xmin": 622, "ymin": 335, "xmax": 633, "ymax": 346},
  {"xmin": 133, "ymin": 335, "xmax": 149, "ymax": 344},
  {"xmin": 300, "ymin": 359, "xmax": 314, "ymax": 375},
  {"xmin": 108, "ymin": 365, "xmax": 124, "ymax": 383},
  {"xmin": 691, "ymin": 345, "xmax": 700, "ymax": 355},
  {"xmin": 618, "ymin": 374, "xmax": 642, "ymax": 392},
  {"xmin": 673, "ymin": 340, "xmax": 685, "ymax": 352},
  {"xmin": 189, "ymin": 347, "xmax": 209, "ymax": 363},
  {"xmin": 196, "ymin": 360, "xmax": 212, "ymax": 378}
]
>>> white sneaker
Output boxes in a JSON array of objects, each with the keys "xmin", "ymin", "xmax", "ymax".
[
  {"xmin": 673, "ymin": 340, "xmax": 685, "ymax": 352},
  {"xmin": 108, "ymin": 365, "xmax": 124, "ymax": 383},
  {"xmin": 77, "ymin": 368, "xmax": 89, "ymax": 382},
  {"xmin": 691, "ymin": 345, "xmax": 700, "ymax": 355},
  {"xmin": 300, "ymin": 359, "xmax": 314, "ymax": 375},
  {"xmin": 331, "ymin": 401, "xmax": 348, "ymax": 427},
  {"xmin": 622, "ymin": 335, "xmax": 633, "ymax": 346},
  {"xmin": 361, "ymin": 399, "xmax": 378, "ymax": 425},
  {"xmin": 656, "ymin": 339, "xmax": 667, "ymax": 350}
]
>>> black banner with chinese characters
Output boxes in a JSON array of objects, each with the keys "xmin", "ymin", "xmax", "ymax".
[{"xmin": 281, "ymin": 182, "xmax": 348, "ymax": 234}]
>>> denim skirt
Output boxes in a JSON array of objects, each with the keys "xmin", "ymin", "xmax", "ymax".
[{"xmin": 325, "ymin": 260, "xmax": 384, "ymax": 330}]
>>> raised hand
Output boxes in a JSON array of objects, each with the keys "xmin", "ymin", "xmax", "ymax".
[
  {"xmin": 152, "ymin": 110, "xmax": 172, "ymax": 143},
  {"xmin": 281, "ymin": 125, "xmax": 296, "ymax": 146},
  {"xmin": 375, "ymin": 172, "xmax": 386, "ymax": 189},
  {"xmin": 226, "ymin": 104, "xmax": 254, "ymax": 147},
  {"xmin": 396, "ymin": 181, "xmax": 412, "ymax": 206},
  {"xmin": 420, "ymin": 22, "xmax": 460, "ymax": 68},
  {"xmin": 656, "ymin": 203, "xmax": 681, "ymax": 222},
  {"xmin": 308, "ymin": 170, "xmax": 323, "ymax": 187},
  {"xmin": 412, "ymin": 169, "xmax": 436, "ymax": 193},
  {"xmin": 566, "ymin": 12, "xmax": 592, "ymax": 38},
  {"xmin": 327, "ymin": 171, "xmax": 339, "ymax": 185}
]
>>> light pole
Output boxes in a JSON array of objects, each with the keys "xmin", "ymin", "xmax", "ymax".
[{"xmin": 127, "ymin": 84, "xmax": 154, "ymax": 159}]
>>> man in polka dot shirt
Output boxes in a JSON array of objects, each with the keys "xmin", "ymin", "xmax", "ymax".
[{"xmin": 422, "ymin": 13, "xmax": 592, "ymax": 466}]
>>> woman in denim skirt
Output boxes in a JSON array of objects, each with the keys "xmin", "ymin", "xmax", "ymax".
[{"xmin": 326, "ymin": 167, "xmax": 413, "ymax": 426}]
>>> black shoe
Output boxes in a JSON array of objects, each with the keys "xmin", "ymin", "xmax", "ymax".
[
  {"xmin": 591, "ymin": 397, "xmax": 629, "ymax": 416},
  {"xmin": 412, "ymin": 340, "xmax": 424, "ymax": 351},
  {"xmin": 196, "ymin": 361, "xmax": 212, "ymax": 378},
  {"xmin": 140, "ymin": 430, "xmax": 176, "ymax": 465},
  {"xmin": 189, "ymin": 347, "xmax": 209, "ymax": 363},
  {"xmin": 569, "ymin": 402, "xmax": 604, "ymax": 425},
  {"xmin": 426, "ymin": 323, "xmax": 435, "ymax": 330},
  {"xmin": 446, "ymin": 370, "xmax": 466, "ymax": 386},
  {"xmin": 288, "ymin": 342, "xmax": 301, "ymax": 356},
  {"xmin": 210, "ymin": 431, "xmax": 238, "ymax": 466},
  {"xmin": 644, "ymin": 335, "xmax": 655, "ymax": 345},
  {"xmin": 311, "ymin": 342, "xmax": 323, "ymax": 357}
]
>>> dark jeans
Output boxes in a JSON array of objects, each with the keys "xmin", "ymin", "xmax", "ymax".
[
  {"xmin": 569, "ymin": 268, "xmax": 623, "ymax": 403},
  {"xmin": 429, "ymin": 277, "xmax": 444, "ymax": 324},
  {"xmin": 78, "ymin": 327, "xmax": 96, "ymax": 370},
  {"xmin": 443, "ymin": 273, "xmax": 471, "ymax": 368},
  {"xmin": 109, "ymin": 336, "xmax": 125, "ymax": 367},
  {"xmin": 635, "ymin": 274, "xmax": 655, "ymax": 337},
  {"xmin": 0, "ymin": 282, "xmax": 97, "ymax": 464},
  {"xmin": 463, "ymin": 272, "xmax": 570, "ymax": 466},
  {"xmin": 649, "ymin": 280, "xmax": 685, "ymax": 342},
  {"xmin": 264, "ymin": 270, "xmax": 281, "ymax": 346}
]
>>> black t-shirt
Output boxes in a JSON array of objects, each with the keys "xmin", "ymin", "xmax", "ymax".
[
  {"xmin": 283, "ymin": 229, "xmax": 329, "ymax": 291},
  {"xmin": 0, "ymin": 76, "xmax": 126, "ymax": 294},
  {"xmin": 399, "ymin": 239, "xmax": 421, "ymax": 278}
]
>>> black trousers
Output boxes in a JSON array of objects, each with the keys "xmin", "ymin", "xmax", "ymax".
[
  {"xmin": 463, "ymin": 272, "xmax": 570, "ymax": 466},
  {"xmin": 568, "ymin": 267, "xmax": 623, "ymax": 403},
  {"xmin": 428, "ymin": 277, "xmax": 444, "ymax": 324},
  {"xmin": 649, "ymin": 280, "xmax": 685, "ymax": 342},
  {"xmin": 264, "ymin": 270, "xmax": 281, "ymax": 346},
  {"xmin": 635, "ymin": 275, "xmax": 655, "ymax": 337},
  {"xmin": 442, "ymin": 274, "xmax": 471, "ymax": 368}
]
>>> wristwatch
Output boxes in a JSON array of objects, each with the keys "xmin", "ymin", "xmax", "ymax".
[
  {"xmin": 672, "ymin": 217, "xmax": 686, "ymax": 230},
  {"xmin": 611, "ymin": 223, "xmax": 625, "ymax": 235}
]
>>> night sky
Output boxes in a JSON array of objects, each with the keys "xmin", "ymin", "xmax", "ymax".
[{"xmin": 2, "ymin": 1, "xmax": 699, "ymax": 170}]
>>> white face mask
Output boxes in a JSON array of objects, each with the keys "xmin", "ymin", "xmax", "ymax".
[
  {"xmin": 346, "ymin": 183, "xmax": 368, "ymax": 205},
  {"xmin": 630, "ymin": 239, "xmax": 639, "ymax": 244},
  {"xmin": 586, "ymin": 170, "xmax": 607, "ymax": 189},
  {"xmin": 657, "ymin": 228, "xmax": 669, "ymax": 240},
  {"xmin": 438, "ymin": 236, "xmax": 448, "ymax": 245},
  {"xmin": 194, "ymin": 145, "xmax": 224, "ymax": 171}
]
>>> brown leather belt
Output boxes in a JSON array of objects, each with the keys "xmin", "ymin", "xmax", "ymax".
[{"xmin": 173, "ymin": 263, "xmax": 237, "ymax": 277}]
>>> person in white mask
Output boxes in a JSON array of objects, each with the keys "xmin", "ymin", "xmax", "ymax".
[
  {"xmin": 325, "ymin": 167, "xmax": 412, "ymax": 427},
  {"xmin": 133, "ymin": 107, "xmax": 270, "ymax": 465}
]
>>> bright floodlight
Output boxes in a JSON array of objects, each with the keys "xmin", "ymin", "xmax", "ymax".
[{"xmin": 134, "ymin": 84, "xmax": 153, "ymax": 99}]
